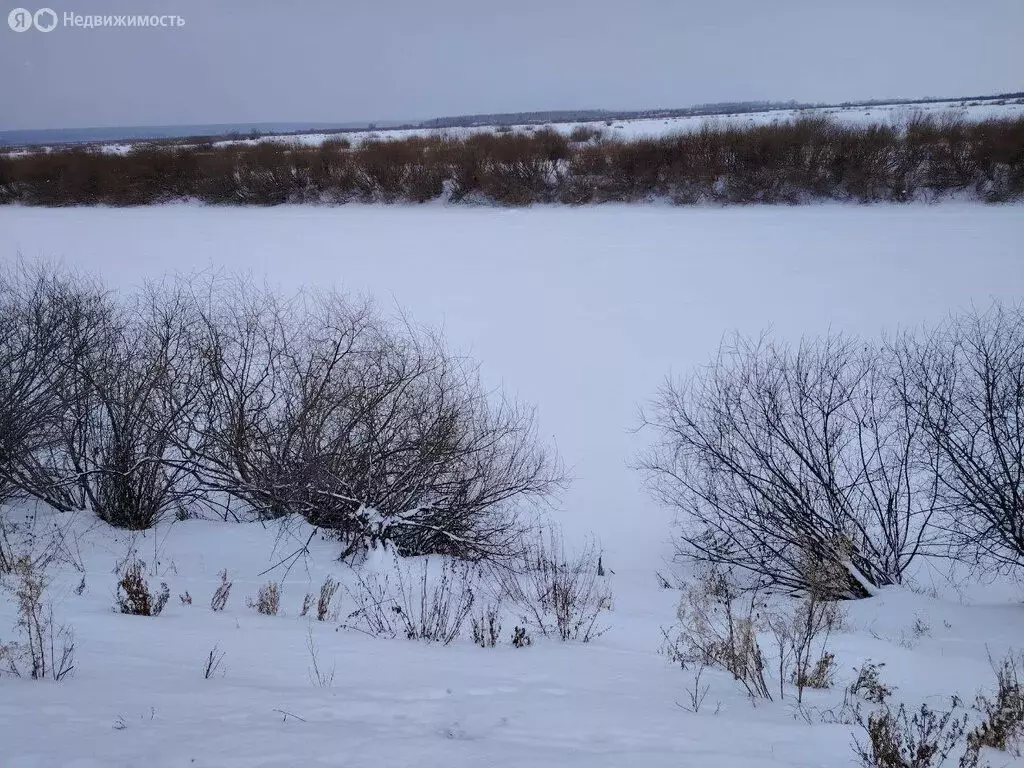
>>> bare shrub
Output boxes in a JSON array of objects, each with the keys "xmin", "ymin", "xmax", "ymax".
[
  {"xmin": 496, "ymin": 527, "xmax": 611, "ymax": 643},
  {"xmin": 116, "ymin": 560, "xmax": 170, "ymax": 616},
  {"xmin": 665, "ymin": 567, "xmax": 773, "ymax": 699},
  {"xmin": 1, "ymin": 263, "xmax": 562, "ymax": 560},
  {"xmin": 850, "ymin": 661, "xmax": 896, "ymax": 705},
  {"xmin": 306, "ymin": 627, "xmax": 335, "ymax": 687},
  {"xmin": 342, "ymin": 556, "xmax": 476, "ymax": 644},
  {"xmin": 640, "ymin": 331, "xmax": 941, "ymax": 599},
  {"xmin": 394, "ymin": 559, "xmax": 475, "ymax": 644},
  {"xmin": 210, "ymin": 569, "xmax": 232, "ymax": 612},
  {"xmin": 72, "ymin": 279, "xmax": 206, "ymax": 530},
  {"xmin": 203, "ymin": 644, "xmax": 225, "ymax": 679},
  {"xmin": 247, "ymin": 582, "xmax": 280, "ymax": 616},
  {"xmin": 0, "ymin": 263, "xmax": 206, "ymax": 529},
  {"xmin": 851, "ymin": 652, "xmax": 1024, "ymax": 766},
  {"xmin": 3, "ymin": 117, "xmax": 1024, "ymax": 206},
  {"xmin": 179, "ymin": 591, "xmax": 192, "ymax": 606},
  {"xmin": 3, "ymin": 556, "xmax": 75, "ymax": 681},
  {"xmin": 317, "ymin": 577, "xmax": 339, "ymax": 622},
  {"xmin": 511, "ymin": 625, "xmax": 532, "ymax": 648},
  {"xmin": 0, "ymin": 261, "xmax": 108, "ymax": 513},
  {"xmin": 797, "ymin": 651, "xmax": 836, "ymax": 691},
  {"xmin": 185, "ymin": 275, "xmax": 564, "ymax": 562},
  {"xmin": 320, "ymin": 137, "xmax": 351, "ymax": 151},
  {"xmin": 569, "ymin": 125, "xmax": 602, "ymax": 143},
  {"xmin": 341, "ymin": 567, "xmax": 397, "ymax": 637},
  {"xmin": 905, "ymin": 303, "xmax": 1024, "ymax": 574},
  {"xmin": 299, "ymin": 592, "xmax": 313, "ymax": 618},
  {"xmin": 852, "ymin": 698, "xmax": 972, "ymax": 768},
  {"xmin": 766, "ymin": 562, "xmax": 844, "ymax": 702},
  {"xmin": 968, "ymin": 651, "xmax": 1024, "ymax": 757},
  {"xmin": 677, "ymin": 661, "xmax": 713, "ymax": 714},
  {"xmin": 665, "ymin": 564, "xmax": 841, "ymax": 703},
  {"xmin": 471, "ymin": 601, "xmax": 502, "ymax": 648}
]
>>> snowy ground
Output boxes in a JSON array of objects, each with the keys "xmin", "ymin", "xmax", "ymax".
[
  {"xmin": 206, "ymin": 97, "xmax": 1023, "ymax": 151},
  {"xmin": 1, "ymin": 505, "xmax": 1023, "ymax": 768},
  {"xmin": 7, "ymin": 97, "xmax": 1020, "ymax": 156},
  {"xmin": 1, "ymin": 203, "xmax": 1023, "ymax": 766},
  {"xmin": 1, "ymin": 203, "xmax": 1022, "ymax": 567}
]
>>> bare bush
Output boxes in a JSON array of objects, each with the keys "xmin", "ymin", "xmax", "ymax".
[
  {"xmin": 67, "ymin": 280, "xmax": 205, "ymax": 529},
  {"xmin": 317, "ymin": 577, "xmax": 339, "ymax": 622},
  {"xmin": 299, "ymin": 592, "xmax": 313, "ymax": 617},
  {"xmin": 203, "ymin": 644, "xmax": 225, "ymax": 679},
  {"xmin": 511, "ymin": 625, "xmax": 532, "ymax": 648},
  {"xmin": 342, "ymin": 555, "xmax": 476, "ymax": 644},
  {"xmin": 853, "ymin": 698, "xmax": 973, "ymax": 768},
  {"xmin": 0, "ymin": 264, "xmax": 205, "ymax": 528},
  {"xmin": 3, "ymin": 117, "xmax": 1023, "ymax": 206},
  {"xmin": 677, "ymin": 661, "xmax": 713, "ymax": 714},
  {"xmin": 797, "ymin": 652, "xmax": 836, "ymax": 691},
  {"xmin": 247, "ymin": 582, "xmax": 280, "ymax": 616},
  {"xmin": 496, "ymin": 528, "xmax": 611, "ymax": 643},
  {"xmin": 569, "ymin": 125, "xmax": 602, "ymax": 143},
  {"xmin": 665, "ymin": 565, "xmax": 841, "ymax": 703},
  {"xmin": 340, "ymin": 567, "xmax": 397, "ymax": 638},
  {"xmin": 116, "ymin": 559, "xmax": 170, "ymax": 616},
  {"xmin": 766, "ymin": 561, "xmax": 844, "ymax": 702},
  {"xmin": 210, "ymin": 569, "xmax": 232, "ymax": 612},
  {"xmin": 848, "ymin": 652, "xmax": 1024, "ymax": 766},
  {"xmin": 186, "ymin": 275, "xmax": 564, "ymax": 561},
  {"xmin": 0, "ymin": 261, "xmax": 106, "ymax": 513},
  {"xmin": 850, "ymin": 661, "xmax": 896, "ymax": 706},
  {"xmin": 905, "ymin": 303, "xmax": 1024, "ymax": 573},
  {"xmin": 665, "ymin": 567, "xmax": 773, "ymax": 699},
  {"xmin": 395, "ymin": 558, "xmax": 476, "ymax": 643},
  {"xmin": 640, "ymin": 332, "xmax": 941, "ymax": 599},
  {"xmin": 2, "ymin": 556, "xmax": 75, "ymax": 680},
  {"xmin": 0, "ymin": 266, "xmax": 562, "ymax": 562},
  {"xmin": 968, "ymin": 651, "xmax": 1024, "ymax": 757},
  {"xmin": 471, "ymin": 601, "xmax": 502, "ymax": 648},
  {"xmin": 306, "ymin": 628, "xmax": 335, "ymax": 687}
]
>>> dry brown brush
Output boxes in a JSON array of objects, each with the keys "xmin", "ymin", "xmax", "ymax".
[{"xmin": 3, "ymin": 115, "xmax": 1020, "ymax": 206}]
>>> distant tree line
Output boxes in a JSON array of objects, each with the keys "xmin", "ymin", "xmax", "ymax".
[{"xmin": 1, "ymin": 114, "xmax": 1022, "ymax": 206}]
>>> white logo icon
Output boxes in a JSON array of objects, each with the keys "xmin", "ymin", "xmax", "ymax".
[
  {"xmin": 8, "ymin": 7, "xmax": 33, "ymax": 30},
  {"xmin": 33, "ymin": 7, "xmax": 56, "ymax": 30},
  {"xmin": 7, "ymin": 6, "xmax": 58, "ymax": 31}
]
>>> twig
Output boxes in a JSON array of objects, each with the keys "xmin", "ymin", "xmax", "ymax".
[{"xmin": 272, "ymin": 708, "xmax": 307, "ymax": 723}]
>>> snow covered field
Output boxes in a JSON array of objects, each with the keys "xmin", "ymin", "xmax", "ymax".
[
  {"xmin": 2, "ymin": 203, "xmax": 1022, "ymax": 564},
  {"xmin": 58, "ymin": 97, "xmax": 1024, "ymax": 155},
  {"xmin": 1, "ymin": 203, "xmax": 1023, "ymax": 766},
  {"xmin": 3, "ymin": 504, "xmax": 1022, "ymax": 768},
  {"xmin": 216, "ymin": 98, "xmax": 1024, "ymax": 150}
]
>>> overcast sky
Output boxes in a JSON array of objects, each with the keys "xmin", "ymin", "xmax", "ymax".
[{"xmin": 2, "ymin": 0, "xmax": 1022, "ymax": 131}]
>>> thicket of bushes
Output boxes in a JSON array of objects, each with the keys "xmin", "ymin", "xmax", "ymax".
[
  {"xmin": 0, "ymin": 261, "xmax": 564, "ymax": 560},
  {"xmin": 2, "ymin": 114, "xmax": 1022, "ymax": 206},
  {"xmin": 640, "ymin": 302, "xmax": 1024, "ymax": 599}
]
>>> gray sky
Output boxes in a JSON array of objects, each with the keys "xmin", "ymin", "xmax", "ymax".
[{"xmin": 2, "ymin": 0, "xmax": 1022, "ymax": 131}]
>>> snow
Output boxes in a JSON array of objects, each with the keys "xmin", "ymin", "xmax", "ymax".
[
  {"xmin": 1, "ymin": 505, "xmax": 1023, "ymax": 767},
  {"xmin": 204, "ymin": 99, "xmax": 1024, "ymax": 150},
  {"xmin": 1, "ymin": 202, "xmax": 1023, "ymax": 766},
  {"xmin": 39, "ymin": 98, "xmax": 1024, "ymax": 155},
  {"xmin": 2, "ymin": 203, "xmax": 1022, "ymax": 567}
]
